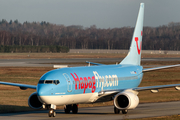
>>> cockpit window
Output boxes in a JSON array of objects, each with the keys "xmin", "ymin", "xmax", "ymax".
[
  {"xmin": 38, "ymin": 80, "xmax": 60, "ymax": 85},
  {"xmin": 54, "ymin": 80, "xmax": 60, "ymax": 85},
  {"xmin": 45, "ymin": 80, "xmax": 53, "ymax": 84},
  {"xmin": 38, "ymin": 80, "xmax": 45, "ymax": 84}
]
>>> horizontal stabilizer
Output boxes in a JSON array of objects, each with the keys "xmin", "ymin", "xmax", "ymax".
[{"xmin": 143, "ymin": 64, "xmax": 180, "ymax": 72}]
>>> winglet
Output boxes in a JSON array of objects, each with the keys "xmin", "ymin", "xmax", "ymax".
[{"xmin": 120, "ymin": 3, "xmax": 144, "ymax": 65}]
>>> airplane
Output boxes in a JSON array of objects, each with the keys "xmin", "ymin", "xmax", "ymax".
[{"xmin": 1, "ymin": 3, "xmax": 180, "ymax": 117}]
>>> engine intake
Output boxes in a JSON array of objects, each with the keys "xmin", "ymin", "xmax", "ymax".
[
  {"xmin": 114, "ymin": 91, "xmax": 139, "ymax": 110},
  {"xmin": 28, "ymin": 92, "xmax": 43, "ymax": 109}
]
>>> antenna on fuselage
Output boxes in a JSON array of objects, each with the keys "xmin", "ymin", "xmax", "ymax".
[{"xmin": 88, "ymin": 62, "xmax": 91, "ymax": 66}]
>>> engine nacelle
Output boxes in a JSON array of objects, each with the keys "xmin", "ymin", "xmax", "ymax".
[
  {"xmin": 28, "ymin": 92, "xmax": 43, "ymax": 109},
  {"xmin": 114, "ymin": 91, "xmax": 139, "ymax": 110}
]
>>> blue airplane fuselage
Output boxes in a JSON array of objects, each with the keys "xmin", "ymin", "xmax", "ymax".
[{"xmin": 37, "ymin": 64, "xmax": 143, "ymax": 105}]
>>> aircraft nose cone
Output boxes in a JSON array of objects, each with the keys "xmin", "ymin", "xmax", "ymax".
[
  {"xmin": 37, "ymin": 84, "xmax": 54, "ymax": 104},
  {"xmin": 37, "ymin": 84, "xmax": 48, "ymax": 96}
]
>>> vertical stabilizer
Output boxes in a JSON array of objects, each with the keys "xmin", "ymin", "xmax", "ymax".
[{"xmin": 120, "ymin": 3, "xmax": 144, "ymax": 65}]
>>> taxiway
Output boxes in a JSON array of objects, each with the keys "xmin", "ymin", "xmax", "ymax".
[{"xmin": 0, "ymin": 101, "xmax": 180, "ymax": 120}]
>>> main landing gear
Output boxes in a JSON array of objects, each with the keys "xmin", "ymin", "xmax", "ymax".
[
  {"xmin": 46, "ymin": 104, "xmax": 78, "ymax": 117},
  {"xmin": 64, "ymin": 104, "xmax": 78, "ymax": 114},
  {"xmin": 114, "ymin": 106, "xmax": 128, "ymax": 114}
]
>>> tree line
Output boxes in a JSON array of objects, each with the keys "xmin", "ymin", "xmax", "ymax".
[
  {"xmin": 0, "ymin": 45, "xmax": 69, "ymax": 53},
  {"xmin": 0, "ymin": 19, "xmax": 180, "ymax": 51}
]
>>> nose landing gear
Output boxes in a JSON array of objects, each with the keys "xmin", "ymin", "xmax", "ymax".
[
  {"xmin": 48, "ymin": 109, "xmax": 56, "ymax": 117},
  {"xmin": 47, "ymin": 104, "xmax": 56, "ymax": 117}
]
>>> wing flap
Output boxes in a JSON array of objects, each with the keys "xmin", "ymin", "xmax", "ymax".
[{"xmin": 0, "ymin": 81, "xmax": 36, "ymax": 89}]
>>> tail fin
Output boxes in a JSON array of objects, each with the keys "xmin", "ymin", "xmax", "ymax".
[{"xmin": 120, "ymin": 3, "xmax": 144, "ymax": 66}]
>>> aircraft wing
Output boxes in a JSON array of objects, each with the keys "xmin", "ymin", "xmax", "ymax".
[
  {"xmin": 0, "ymin": 81, "xmax": 36, "ymax": 90},
  {"xmin": 96, "ymin": 83, "xmax": 180, "ymax": 102},
  {"xmin": 143, "ymin": 64, "xmax": 180, "ymax": 72},
  {"xmin": 133, "ymin": 83, "xmax": 180, "ymax": 91},
  {"xmin": 99, "ymin": 84, "xmax": 180, "ymax": 94}
]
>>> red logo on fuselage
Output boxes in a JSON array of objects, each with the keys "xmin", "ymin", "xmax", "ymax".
[{"xmin": 70, "ymin": 73, "xmax": 96, "ymax": 93}]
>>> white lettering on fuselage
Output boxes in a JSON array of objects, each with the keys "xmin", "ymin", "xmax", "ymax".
[{"xmin": 93, "ymin": 71, "xmax": 118, "ymax": 90}]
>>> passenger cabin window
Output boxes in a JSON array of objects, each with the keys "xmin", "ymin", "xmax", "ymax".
[{"xmin": 38, "ymin": 80, "xmax": 60, "ymax": 85}]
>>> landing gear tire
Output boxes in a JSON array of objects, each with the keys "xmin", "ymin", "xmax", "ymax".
[
  {"xmin": 72, "ymin": 104, "xmax": 78, "ymax": 114},
  {"xmin": 114, "ymin": 106, "xmax": 120, "ymax": 114},
  {"xmin": 122, "ymin": 110, "xmax": 128, "ymax": 114},
  {"xmin": 48, "ymin": 109, "xmax": 56, "ymax": 117},
  {"xmin": 64, "ymin": 104, "xmax": 78, "ymax": 114},
  {"xmin": 64, "ymin": 105, "xmax": 71, "ymax": 114}
]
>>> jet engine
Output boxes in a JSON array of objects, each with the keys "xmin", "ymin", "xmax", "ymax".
[
  {"xmin": 114, "ymin": 91, "xmax": 139, "ymax": 110},
  {"xmin": 28, "ymin": 92, "xmax": 43, "ymax": 109}
]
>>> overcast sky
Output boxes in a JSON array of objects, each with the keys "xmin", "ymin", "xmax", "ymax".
[{"xmin": 0, "ymin": 0, "xmax": 180, "ymax": 29}]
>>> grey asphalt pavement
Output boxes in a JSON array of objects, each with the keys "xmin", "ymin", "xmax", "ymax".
[
  {"xmin": 0, "ymin": 58, "xmax": 180, "ymax": 67},
  {"xmin": 0, "ymin": 101, "xmax": 180, "ymax": 120}
]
